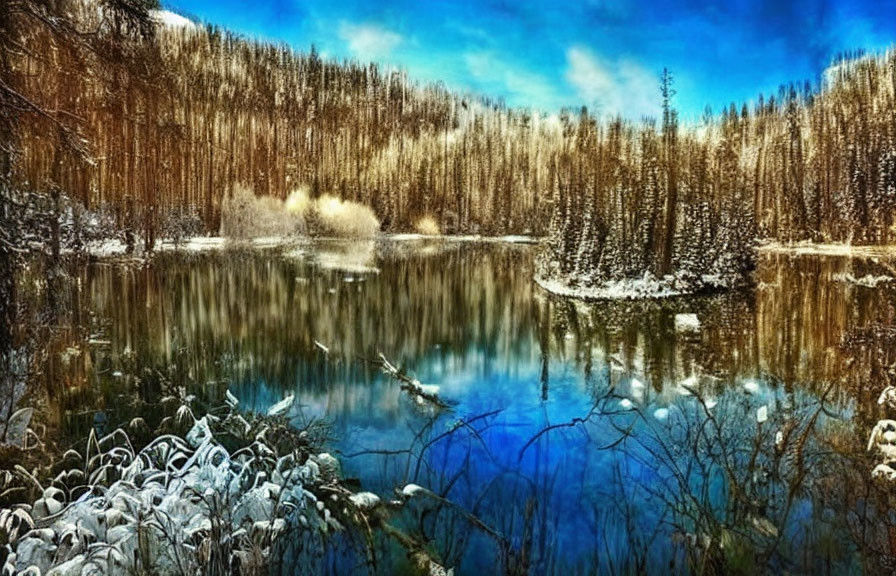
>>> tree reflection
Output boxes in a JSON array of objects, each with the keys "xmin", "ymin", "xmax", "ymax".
[{"xmin": 14, "ymin": 243, "xmax": 896, "ymax": 574}]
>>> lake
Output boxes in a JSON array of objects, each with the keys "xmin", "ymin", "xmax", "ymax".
[{"xmin": 41, "ymin": 239, "xmax": 896, "ymax": 575}]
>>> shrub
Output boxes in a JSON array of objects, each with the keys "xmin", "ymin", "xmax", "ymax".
[
  {"xmin": 220, "ymin": 184, "xmax": 304, "ymax": 238},
  {"xmin": 310, "ymin": 194, "xmax": 380, "ymax": 238},
  {"xmin": 414, "ymin": 215, "xmax": 441, "ymax": 236}
]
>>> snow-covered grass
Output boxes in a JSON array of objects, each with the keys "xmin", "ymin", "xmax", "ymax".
[
  {"xmin": 1, "ymin": 395, "xmax": 392, "ymax": 575},
  {"xmin": 81, "ymin": 233, "xmax": 536, "ymax": 264}
]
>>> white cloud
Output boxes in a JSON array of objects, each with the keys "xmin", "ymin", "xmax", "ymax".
[
  {"xmin": 565, "ymin": 46, "xmax": 660, "ymax": 119},
  {"xmin": 338, "ymin": 23, "xmax": 402, "ymax": 60},
  {"xmin": 464, "ymin": 52, "xmax": 563, "ymax": 110},
  {"xmin": 150, "ymin": 10, "xmax": 196, "ymax": 29}
]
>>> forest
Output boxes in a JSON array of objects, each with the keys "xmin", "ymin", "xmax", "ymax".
[{"xmin": 2, "ymin": 0, "xmax": 896, "ymax": 296}]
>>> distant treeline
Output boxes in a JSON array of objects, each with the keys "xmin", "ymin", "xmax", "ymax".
[
  {"xmin": 542, "ymin": 55, "xmax": 896, "ymax": 291},
  {"xmin": 4, "ymin": 1, "xmax": 896, "ymax": 282}
]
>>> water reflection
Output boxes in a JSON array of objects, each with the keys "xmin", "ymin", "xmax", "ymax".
[{"xmin": 47, "ymin": 241, "xmax": 896, "ymax": 574}]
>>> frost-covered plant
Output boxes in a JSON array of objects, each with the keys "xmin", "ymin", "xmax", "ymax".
[{"xmin": 1, "ymin": 395, "xmax": 383, "ymax": 575}]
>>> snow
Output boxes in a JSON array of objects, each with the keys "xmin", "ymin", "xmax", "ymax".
[
  {"xmin": 535, "ymin": 274, "xmax": 681, "ymax": 300},
  {"xmin": 629, "ymin": 378, "xmax": 646, "ymax": 403},
  {"xmin": 833, "ymin": 273, "xmax": 893, "ymax": 288},
  {"xmin": 756, "ymin": 405, "xmax": 768, "ymax": 423},
  {"xmin": 150, "ymin": 9, "xmax": 196, "ymax": 29},
  {"xmin": 88, "ymin": 236, "xmax": 303, "ymax": 258},
  {"xmin": 653, "ymin": 407, "xmax": 670, "ymax": 421},
  {"xmin": 676, "ymin": 375, "xmax": 699, "ymax": 396},
  {"xmin": 868, "ymin": 420, "xmax": 896, "ymax": 454},
  {"xmin": 7, "ymin": 418, "xmax": 332, "ymax": 574},
  {"xmin": 349, "ymin": 492, "xmax": 381, "ymax": 509},
  {"xmin": 879, "ymin": 386, "xmax": 896, "ymax": 408},
  {"xmin": 742, "ymin": 380, "xmax": 760, "ymax": 394},
  {"xmin": 267, "ymin": 394, "xmax": 295, "ymax": 417},
  {"xmin": 315, "ymin": 453, "xmax": 340, "ymax": 477},
  {"xmin": 84, "ymin": 239, "xmax": 128, "ymax": 258},
  {"xmin": 401, "ymin": 484, "xmax": 425, "ymax": 498},
  {"xmin": 383, "ymin": 233, "xmax": 539, "ymax": 244},
  {"xmin": 167, "ymin": 236, "xmax": 227, "ymax": 251},
  {"xmin": 872, "ymin": 463, "xmax": 896, "ymax": 481},
  {"xmin": 410, "ymin": 379, "xmax": 440, "ymax": 396},
  {"xmin": 674, "ymin": 313, "xmax": 701, "ymax": 332},
  {"xmin": 759, "ymin": 241, "xmax": 896, "ymax": 258},
  {"xmin": 618, "ymin": 398, "xmax": 634, "ymax": 410},
  {"xmin": 84, "ymin": 233, "xmax": 537, "ymax": 262}
]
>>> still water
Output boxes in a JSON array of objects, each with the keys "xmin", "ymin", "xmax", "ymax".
[{"xmin": 52, "ymin": 240, "xmax": 896, "ymax": 574}]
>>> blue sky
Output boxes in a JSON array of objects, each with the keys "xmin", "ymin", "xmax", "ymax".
[{"xmin": 164, "ymin": 0, "xmax": 896, "ymax": 120}]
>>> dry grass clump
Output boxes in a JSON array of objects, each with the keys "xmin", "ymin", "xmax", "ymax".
[
  {"xmin": 220, "ymin": 184, "xmax": 305, "ymax": 238},
  {"xmin": 221, "ymin": 184, "xmax": 380, "ymax": 239},
  {"xmin": 310, "ymin": 194, "xmax": 380, "ymax": 238}
]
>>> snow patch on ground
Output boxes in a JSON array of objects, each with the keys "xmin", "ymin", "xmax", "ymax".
[
  {"xmin": 534, "ymin": 274, "xmax": 681, "ymax": 300},
  {"xmin": 84, "ymin": 239, "xmax": 128, "ymax": 258},
  {"xmin": 87, "ymin": 236, "xmax": 301, "ymax": 258},
  {"xmin": 157, "ymin": 236, "xmax": 228, "ymax": 252},
  {"xmin": 759, "ymin": 241, "xmax": 896, "ymax": 258},
  {"xmin": 383, "ymin": 234, "xmax": 539, "ymax": 244}
]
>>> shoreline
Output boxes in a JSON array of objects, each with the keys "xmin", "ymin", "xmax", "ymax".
[{"xmin": 81, "ymin": 233, "xmax": 542, "ymax": 259}]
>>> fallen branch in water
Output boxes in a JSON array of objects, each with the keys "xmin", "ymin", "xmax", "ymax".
[{"xmin": 359, "ymin": 353, "xmax": 453, "ymax": 408}]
